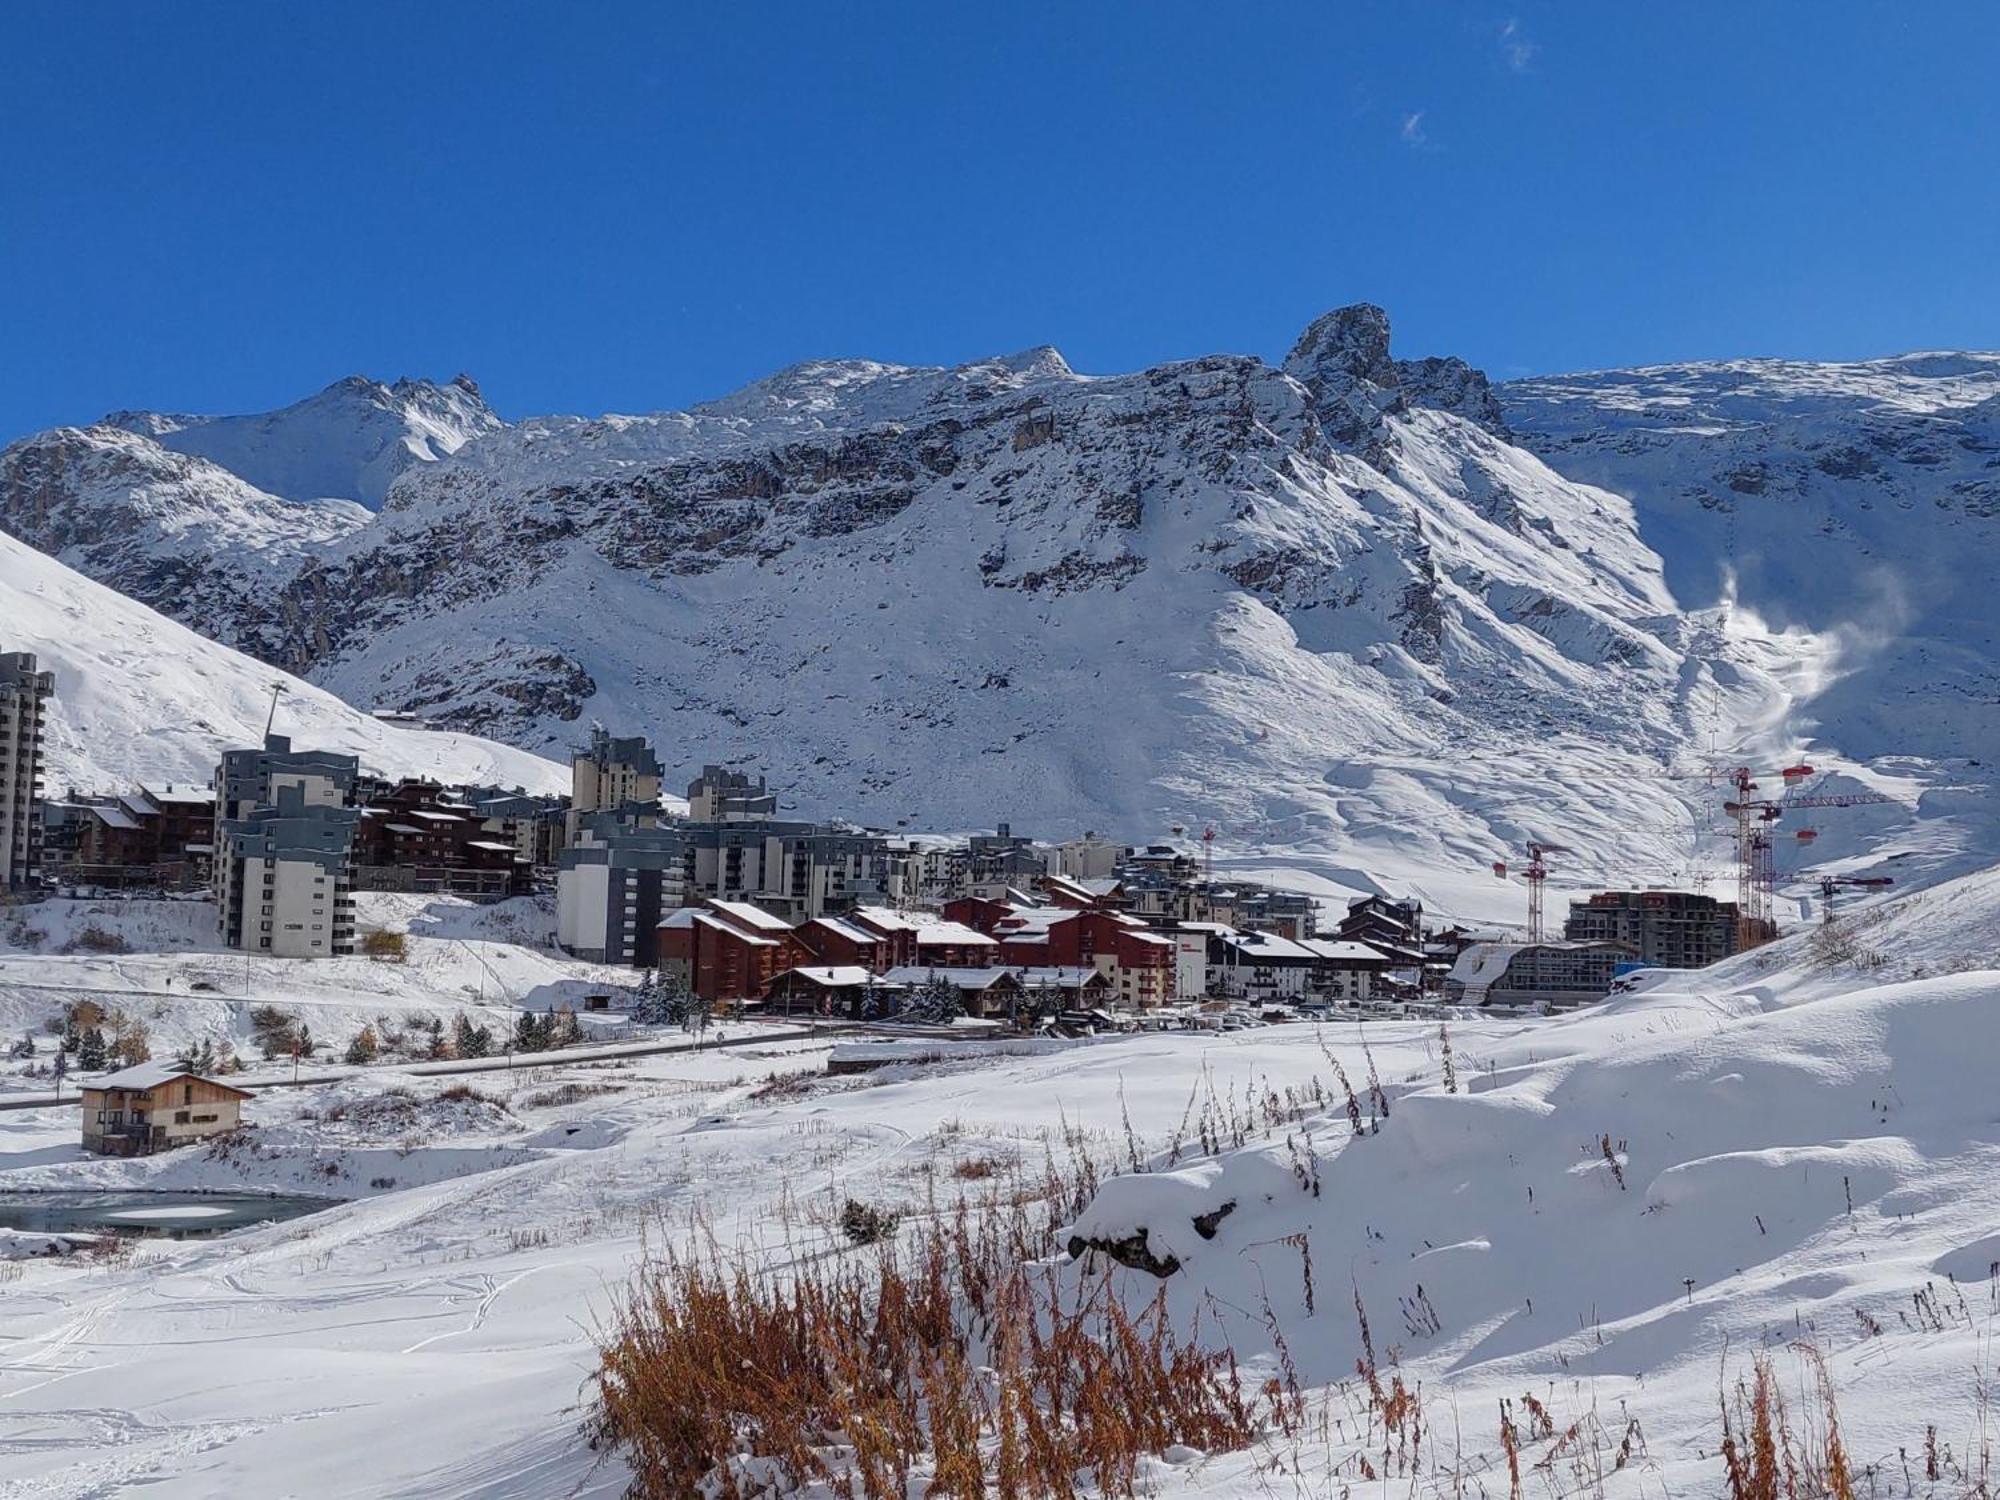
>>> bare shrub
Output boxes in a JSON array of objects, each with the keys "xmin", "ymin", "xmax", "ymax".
[
  {"xmin": 591, "ymin": 1181, "xmax": 1259, "ymax": 1497},
  {"xmin": 63, "ymin": 925, "xmax": 129, "ymax": 955}
]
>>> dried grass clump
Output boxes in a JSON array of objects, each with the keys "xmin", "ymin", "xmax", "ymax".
[{"xmin": 591, "ymin": 1173, "xmax": 1258, "ymax": 1497}]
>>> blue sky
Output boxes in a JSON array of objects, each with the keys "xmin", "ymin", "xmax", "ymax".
[{"xmin": 2, "ymin": 3, "xmax": 1995, "ymax": 439}]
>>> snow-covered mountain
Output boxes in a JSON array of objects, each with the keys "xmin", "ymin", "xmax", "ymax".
[
  {"xmin": 0, "ymin": 425, "xmax": 370, "ymax": 656},
  {"xmin": 1502, "ymin": 354, "xmax": 2000, "ymax": 764},
  {"xmin": 0, "ymin": 527, "xmax": 562, "ymax": 795},
  {"xmin": 6, "ymin": 311, "xmax": 1990, "ymax": 898},
  {"xmin": 103, "ymin": 373, "xmax": 503, "ymax": 510}
]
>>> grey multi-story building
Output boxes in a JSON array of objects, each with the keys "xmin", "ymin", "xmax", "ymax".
[
  {"xmin": 215, "ymin": 734, "xmax": 360, "ymax": 824},
  {"xmin": 555, "ymin": 824, "xmax": 691, "ymax": 965},
  {"xmin": 1563, "ymin": 890, "xmax": 1741, "ymax": 969},
  {"xmin": 686, "ymin": 765, "xmax": 777, "ymax": 823},
  {"xmin": 1445, "ymin": 940, "xmax": 1633, "ymax": 1011},
  {"xmin": 568, "ymin": 728, "xmax": 662, "ymax": 843},
  {"xmin": 215, "ymin": 784, "xmax": 360, "ymax": 958},
  {"xmin": 0, "ymin": 652, "xmax": 55, "ymax": 889}
]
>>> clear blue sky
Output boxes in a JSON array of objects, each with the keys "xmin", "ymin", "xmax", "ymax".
[{"xmin": 2, "ymin": 2, "xmax": 1996, "ymax": 440}]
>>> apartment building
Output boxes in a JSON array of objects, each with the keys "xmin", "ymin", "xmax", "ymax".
[
  {"xmin": 0, "ymin": 652, "xmax": 54, "ymax": 889},
  {"xmin": 1563, "ymin": 890, "xmax": 1742, "ymax": 968},
  {"xmin": 215, "ymin": 785, "xmax": 359, "ymax": 958},
  {"xmin": 215, "ymin": 735, "xmax": 359, "ymax": 824},
  {"xmin": 1445, "ymin": 941, "xmax": 1633, "ymax": 1011},
  {"xmin": 352, "ymin": 782, "xmax": 530, "ymax": 897},
  {"xmin": 685, "ymin": 764, "xmax": 777, "ymax": 823},
  {"xmin": 554, "ymin": 824, "xmax": 689, "ymax": 965},
  {"xmin": 568, "ymin": 728, "xmax": 662, "ymax": 842}
]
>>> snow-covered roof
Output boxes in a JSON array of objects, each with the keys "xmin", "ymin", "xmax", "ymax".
[
  {"xmin": 915, "ymin": 921, "xmax": 998, "ymax": 948},
  {"xmin": 707, "ymin": 899, "xmax": 793, "ymax": 933},
  {"xmin": 1215, "ymin": 930, "xmax": 1318, "ymax": 961},
  {"xmin": 692, "ymin": 912, "xmax": 783, "ymax": 947},
  {"xmin": 780, "ymin": 965, "xmax": 874, "ymax": 988},
  {"xmin": 805, "ymin": 916, "xmax": 881, "ymax": 946},
  {"xmin": 851, "ymin": 904, "xmax": 922, "ymax": 934},
  {"xmin": 384, "ymin": 823, "xmax": 426, "ymax": 835},
  {"xmin": 1296, "ymin": 939, "xmax": 1394, "ymax": 965},
  {"xmin": 141, "ymin": 782, "xmax": 214, "ymax": 806},
  {"xmin": 993, "ymin": 906, "xmax": 1076, "ymax": 934},
  {"xmin": 1011, "ymin": 966, "xmax": 1109, "ymax": 988},
  {"xmin": 1447, "ymin": 942, "xmax": 1524, "ymax": 990},
  {"xmin": 88, "ymin": 804, "xmax": 145, "ymax": 831},
  {"xmin": 880, "ymin": 965, "xmax": 1016, "ymax": 990},
  {"xmin": 90, "ymin": 1061, "xmax": 246, "ymax": 1095},
  {"xmin": 657, "ymin": 907, "xmax": 699, "ymax": 930}
]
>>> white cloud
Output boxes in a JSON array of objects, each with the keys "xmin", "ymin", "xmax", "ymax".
[
  {"xmin": 1400, "ymin": 111, "xmax": 1427, "ymax": 146},
  {"xmin": 1501, "ymin": 18, "xmax": 1539, "ymax": 72}
]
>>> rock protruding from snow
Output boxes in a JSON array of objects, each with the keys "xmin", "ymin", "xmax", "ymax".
[
  {"xmin": 102, "ymin": 374, "xmax": 505, "ymax": 510},
  {"xmin": 1283, "ymin": 303, "xmax": 1407, "ymax": 454},
  {"xmin": 1395, "ymin": 355, "xmax": 1512, "ymax": 438}
]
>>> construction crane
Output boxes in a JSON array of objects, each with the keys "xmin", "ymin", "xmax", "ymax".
[
  {"xmin": 1722, "ymin": 768, "xmax": 1785, "ymax": 950},
  {"xmin": 1722, "ymin": 764, "xmax": 1898, "ymax": 948},
  {"xmin": 1491, "ymin": 841, "xmax": 1571, "ymax": 944},
  {"xmin": 1818, "ymin": 874, "xmax": 1894, "ymax": 927}
]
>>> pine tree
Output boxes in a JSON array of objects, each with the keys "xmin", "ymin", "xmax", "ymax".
[
  {"xmin": 77, "ymin": 1027, "xmax": 108, "ymax": 1071},
  {"xmin": 295, "ymin": 1024, "xmax": 316, "ymax": 1059},
  {"xmin": 548, "ymin": 1005, "xmax": 580, "ymax": 1049},
  {"xmin": 513, "ymin": 1011, "xmax": 545, "ymax": 1053},
  {"xmin": 630, "ymin": 969, "xmax": 661, "ymax": 1025},
  {"xmin": 911, "ymin": 972, "xmax": 964, "ymax": 1024},
  {"xmin": 452, "ymin": 1012, "xmax": 479, "ymax": 1059},
  {"xmin": 660, "ymin": 972, "xmax": 695, "ymax": 1030}
]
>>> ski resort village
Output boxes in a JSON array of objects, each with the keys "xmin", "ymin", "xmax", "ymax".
[{"xmin": 2, "ymin": 35, "xmax": 1999, "ymax": 1474}]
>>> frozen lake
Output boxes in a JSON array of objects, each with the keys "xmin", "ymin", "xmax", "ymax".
[{"xmin": 0, "ymin": 1190, "xmax": 341, "ymax": 1238}]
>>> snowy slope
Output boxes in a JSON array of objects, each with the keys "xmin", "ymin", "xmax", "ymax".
[
  {"xmin": 0, "ymin": 865, "xmax": 1995, "ymax": 1495},
  {"xmin": 103, "ymin": 373, "xmax": 503, "ymax": 510},
  {"xmin": 1503, "ymin": 353, "xmax": 2000, "ymax": 764},
  {"xmin": 0, "ymin": 528, "xmax": 562, "ymax": 794}
]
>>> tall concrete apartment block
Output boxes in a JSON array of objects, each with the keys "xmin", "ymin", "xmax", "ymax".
[
  {"xmin": 216, "ymin": 786, "xmax": 360, "ymax": 958},
  {"xmin": 0, "ymin": 652, "xmax": 55, "ymax": 889},
  {"xmin": 213, "ymin": 735, "xmax": 362, "ymax": 958},
  {"xmin": 555, "ymin": 823, "xmax": 690, "ymax": 965},
  {"xmin": 1562, "ymin": 889, "xmax": 1742, "ymax": 969},
  {"xmin": 215, "ymin": 735, "xmax": 360, "ymax": 823},
  {"xmin": 686, "ymin": 764, "xmax": 776, "ymax": 823},
  {"xmin": 567, "ymin": 728, "xmax": 663, "ymax": 843}
]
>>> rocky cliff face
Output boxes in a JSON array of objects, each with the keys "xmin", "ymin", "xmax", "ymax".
[{"xmin": 0, "ymin": 309, "xmax": 1892, "ymax": 888}]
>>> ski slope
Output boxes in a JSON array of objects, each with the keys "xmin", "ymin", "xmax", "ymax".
[{"xmin": 0, "ymin": 528, "xmax": 563, "ymax": 795}]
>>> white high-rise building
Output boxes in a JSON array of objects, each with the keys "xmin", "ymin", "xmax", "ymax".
[{"xmin": 0, "ymin": 652, "xmax": 55, "ymax": 889}]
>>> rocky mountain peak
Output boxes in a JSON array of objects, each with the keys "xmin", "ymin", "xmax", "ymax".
[
  {"xmin": 1282, "ymin": 303, "xmax": 1407, "ymax": 455},
  {"xmin": 1284, "ymin": 303, "xmax": 1398, "ymax": 391}
]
